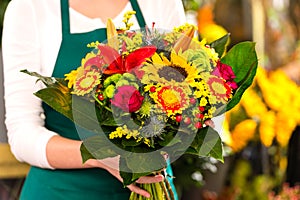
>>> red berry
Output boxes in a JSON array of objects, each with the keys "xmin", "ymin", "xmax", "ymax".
[
  {"xmin": 195, "ymin": 122, "xmax": 202, "ymax": 129},
  {"xmin": 150, "ymin": 86, "xmax": 156, "ymax": 93},
  {"xmin": 195, "ymin": 113, "xmax": 204, "ymax": 119},
  {"xmin": 184, "ymin": 117, "xmax": 191, "ymax": 125},
  {"xmin": 190, "ymin": 98, "xmax": 196, "ymax": 104},
  {"xmin": 97, "ymin": 94, "xmax": 104, "ymax": 101},
  {"xmin": 175, "ymin": 115, "xmax": 182, "ymax": 122},
  {"xmin": 198, "ymin": 106, "xmax": 205, "ymax": 112}
]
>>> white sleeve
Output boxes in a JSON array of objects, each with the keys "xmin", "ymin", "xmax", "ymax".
[
  {"xmin": 140, "ymin": 0, "xmax": 187, "ymax": 29},
  {"xmin": 2, "ymin": 0, "xmax": 57, "ymax": 169}
]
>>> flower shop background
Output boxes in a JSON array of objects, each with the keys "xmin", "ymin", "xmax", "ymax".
[
  {"xmin": 173, "ymin": 0, "xmax": 300, "ymax": 200},
  {"xmin": 0, "ymin": 0, "xmax": 30, "ymax": 199},
  {"xmin": 0, "ymin": 0, "xmax": 300, "ymax": 199}
]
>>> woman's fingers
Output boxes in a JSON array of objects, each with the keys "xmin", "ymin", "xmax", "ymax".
[
  {"xmin": 204, "ymin": 119, "xmax": 215, "ymax": 128},
  {"xmin": 127, "ymin": 184, "xmax": 151, "ymax": 198},
  {"xmin": 135, "ymin": 174, "xmax": 164, "ymax": 184},
  {"xmin": 127, "ymin": 175, "xmax": 164, "ymax": 198}
]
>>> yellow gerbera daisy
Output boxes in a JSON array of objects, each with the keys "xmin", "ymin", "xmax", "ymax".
[
  {"xmin": 207, "ymin": 76, "xmax": 232, "ymax": 103},
  {"xmin": 73, "ymin": 70, "xmax": 101, "ymax": 96},
  {"xmin": 149, "ymin": 85, "xmax": 189, "ymax": 116},
  {"xmin": 64, "ymin": 66, "xmax": 84, "ymax": 88}
]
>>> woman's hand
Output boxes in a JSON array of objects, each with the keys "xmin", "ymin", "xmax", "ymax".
[
  {"xmin": 86, "ymin": 156, "xmax": 164, "ymax": 198},
  {"xmin": 205, "ymin": 119, "xmax": 215, "ymax": 128}
]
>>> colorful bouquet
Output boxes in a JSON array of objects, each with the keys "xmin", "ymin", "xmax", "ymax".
[{"xmin": 23, "ymin": 12, "xmax": 257, "ymax": 200}]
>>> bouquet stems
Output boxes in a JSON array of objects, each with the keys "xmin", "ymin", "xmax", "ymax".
[{"xmin": 129, "ymin": 176, "xmax": 175, "ymax": 200}]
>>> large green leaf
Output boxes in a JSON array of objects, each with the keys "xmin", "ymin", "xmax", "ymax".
[
  {"xmin": 215, "ymin": 42, "xmax": 258, "ymax": 115},
  {"xmin": 210, "ymin": 33, "xmax": 230, "ymax": 58},
  {"xmin": 186, "ymin": 127, "xmax": 223, "ymax": 162},
  {"xmin": 119, "ymin": 158, "xmax": 153, "ymax": 186},
  {"xmin": 21, "ymin": 70, "xmax": 74, "ymax": 119},
  {"xmin": 81, "ymin": 135, "xmax": 120, "ymax": 163},
  {"xmin": 35, "ymin": 87, "xmax": 73, "ymax": 120}
]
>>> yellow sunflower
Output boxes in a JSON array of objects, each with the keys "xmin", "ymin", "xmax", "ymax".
[{"xmin": 141, "ymin": 51, "xmax": 200, "ymax": 88}]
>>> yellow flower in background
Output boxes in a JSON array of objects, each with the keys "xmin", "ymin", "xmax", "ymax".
[
  {"xmin": 259, "ymin": 111, "xmax": 276, "ymax": 147},
  {"xmin": 275, "ymin": 111, "xmax": 297, "ymax": 147},
  {"xmin": 197, "ymin": 3, "xmax": 229, "ymax": 44},
  {"xmin": 228, "ymin": 119, "xmax": 257, "ymax": 152},
  {"xmin": 241, "ymin": 88, "xmax": 267, "ymax": 118},
  {"xmin": 226, "ymin": 66, "xmax": 300, "ymax": 152}
]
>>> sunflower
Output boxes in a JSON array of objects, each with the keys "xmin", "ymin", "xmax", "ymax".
[
  {"xmin": 141, "ymin": 51, "xmax": 200, "ymax": 88},
  {"xmin": 73, "ymin": 70, "xmax": 101, "ymax": 96}
]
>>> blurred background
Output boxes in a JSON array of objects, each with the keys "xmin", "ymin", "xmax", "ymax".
[{"xmin": 1, "ymin": 0, "xmax": 300, "ymax": 199}]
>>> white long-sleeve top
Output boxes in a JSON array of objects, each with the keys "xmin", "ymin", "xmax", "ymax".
[{"xmin": 2, "ymin": 0, "xmax": 186, "ymax": 169}]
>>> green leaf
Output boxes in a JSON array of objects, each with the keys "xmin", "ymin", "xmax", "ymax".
[
  {"xmin": 95, "ymin": 105, "xmax": 119, "ymax": 126},
  {"xmin": 71, "ymin": 95, "xmax": 104, "ymax": 131},
  {"xmin": 35, "ymin": 87, "xmax": 73, "ymax": 120},
  {"xmin": 81, "ymin": 135, "xmax": 119, "ymax": 163},
  {"xmin": 186, "ymin": 127, "xmax": 223, "ymax": 162},
  {"xmin": 22, "ymin": 69, "xmax": 74, "ymax": 119},
  {"xmin": 215, "ymin": 42, "xmax": 258, "ymax": 115},
  {"xmin": 119, "ymin": 155, "xmax": 166, "ymax": 186},
  {"xmin": 121, "ymin": 139, "xmax": 142, "ymax": 147},
  {"xmin": 210, "ymin": 33, "xmax": 230, "ymax": 57},
  {"xmin": 80, "ymin": 144, "xmax": 95, "ymax": 163},
  {"xmin": 71, "ymin": 96, "xmax": 119, "ymax": 133},
  {"xmin": 21, "ymin": 69, "xmax": 69, "ymax": 88}
]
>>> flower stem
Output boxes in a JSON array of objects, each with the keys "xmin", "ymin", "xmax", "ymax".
[
  {"xmin": 93, "ymin": 95, "xmax": 112, "ymax": 112},
  {"xmin": 164, "ymin": 176, "xmax": 175, "ymax": 200},
  {"xmin": 160, "ymin": 181, "xmax": 171, "ymax": 200}
]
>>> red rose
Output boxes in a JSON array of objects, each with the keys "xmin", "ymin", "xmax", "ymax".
[
  {"xmin": 111, "ymin": 85, "xmax": 144, "ymax": 113},
  {"xmin": 212, "ymin": 61, "xmax": 238, "ymax": 89}
]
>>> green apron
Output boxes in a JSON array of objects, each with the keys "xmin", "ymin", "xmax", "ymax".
[{"xmin": 20, "ymin": 0, "xmax": 145, "ymax": 199}]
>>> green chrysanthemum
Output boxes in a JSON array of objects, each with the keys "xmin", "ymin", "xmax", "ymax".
[{"xmin": 138, "ymin": 96, "xmax": 153, "ymax": 118}]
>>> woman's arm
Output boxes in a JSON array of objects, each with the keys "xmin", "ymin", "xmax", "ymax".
[
  {"xmin": 2, "ymin": 0, "xmax": 59, "ymax": 169},
  {"xmin": 46, "ymin": 135, "xmax": 164, "ymax": 198}
]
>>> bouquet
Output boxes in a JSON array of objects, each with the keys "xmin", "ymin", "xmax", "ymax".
[{"xmin": 23, "ymin": 11, "xmax": 258, "ymax": 200}]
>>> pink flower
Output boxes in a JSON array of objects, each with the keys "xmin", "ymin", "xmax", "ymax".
[
  {"xmin": 111, "ymin": 85, "xmax": 144, "ymax": 113},
  {"xmin": 212, "ymin": 61, "xmax": 238, "ymax": 89}
]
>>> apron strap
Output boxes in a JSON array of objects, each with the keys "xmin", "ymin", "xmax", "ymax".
[
  {"xmin": 129, "ymin": 0, "xmax": 146, "ymax": 28},
  {"xmin": 60, "ymin": 0, "xmax": 71, "ymax": 37},
  {"xmin": 60, "ymin": 0, "xmax": 146, "ymax": 36}
]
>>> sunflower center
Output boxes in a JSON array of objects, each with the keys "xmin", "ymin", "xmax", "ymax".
[{"xmin": 158, "ymin": 65, "xmax": 188, "ymax": 82}]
